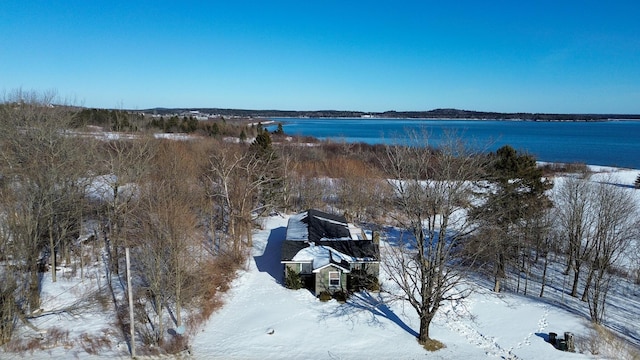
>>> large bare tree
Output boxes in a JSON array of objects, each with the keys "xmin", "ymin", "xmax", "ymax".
[
  {"xmin": 96, "ymin": 137, "xmax": 155, "ymax": 277},
  {"xmin": 582, "ymin": 178, "xmax": 638, "ymax": 323},
  {"xmin": 382, "ymin": 132, "xmax": 483, "ymax": 346},
  {"xmin": 0, "ymin": 90, "xmax": 92, "ymax": 342},
  {"xmin": 132, "ymin": 140, "xmax": 204, "ymax": 345},
  {"xmin": 554, "ymin": 175, "xmax": 597, "ymax": 297},
  {"xmin": 206, "ymin": 140, "xmax": 280, "ymax": 257}
]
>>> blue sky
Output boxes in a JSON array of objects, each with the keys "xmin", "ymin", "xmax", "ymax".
[{"xmin": 2, "ymin": 1, "xmax": 639, "ymax": 113}]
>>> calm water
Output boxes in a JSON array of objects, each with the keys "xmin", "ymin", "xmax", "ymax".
[{"xmin": 267, "ymin": 118, "xmax": 640, "ymax": 169}]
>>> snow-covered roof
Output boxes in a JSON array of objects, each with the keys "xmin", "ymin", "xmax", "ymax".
[
  {"xmin": 284, "ymin": 211, "xmax": 311, "ymax": 241},
  {"xmin": 285, "ymin": 209, "xmax": 361, "ymax": 242},
  {"xmin": 282, "ymin": 209, "xmax": 379, "ymax": 269},
  {"xmin": 290, "ymin": 243, "xmax": 351, "ymax": 272}
]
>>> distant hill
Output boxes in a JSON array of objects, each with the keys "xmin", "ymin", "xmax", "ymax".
[{"xmin": 141, "ymin": 107, "xmax": 640, "ymax": 121}]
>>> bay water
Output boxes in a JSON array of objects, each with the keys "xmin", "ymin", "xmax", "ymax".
[{"xmin": 267, "ymin": 118, "xmax": 640, "ymax": 169}]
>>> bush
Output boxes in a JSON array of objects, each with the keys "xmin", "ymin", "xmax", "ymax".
[
  {"xmin": 318, "ymin": 291, "xmax": 332, "ymax": 302},
  {"xmin": 332, "ymin": 290, "xmax": 348, "ymax": 303},
  {"xmin": 79, "ymin": 330, "xmax": 113, "ymax": 355},
  {"xmin": 348, "ymin": 270, "xmax": 379, "ymax": 292},
  {"xmin": 420, "ymin": 338, "xmax": 445, "ymax": 352},
  {"xmin": 576, "ymin": 323, "xmax": 640, "ymax": 359},
  {"xmin": 284, "ymin": 267, "xmax": 302, "ymax": 290}
]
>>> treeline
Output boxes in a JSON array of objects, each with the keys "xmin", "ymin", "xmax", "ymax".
[
  {"xmin": 0, "ymin": 93, "xmax": 285, "ymax": 353},
  {"xmin": 74, "ymin": 107, "xmax": 271, "ymax": 139},
  {"xmin": 144, "ymin": 107, "xmax": 640, "ymax": 121}
]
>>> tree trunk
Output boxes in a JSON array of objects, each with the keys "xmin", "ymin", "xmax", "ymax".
[
  {"xmin": 540, "ymin": 253, "xmax": 549, "ymax": 297},
  {"xmin": 494, "ymin": 253, "xmax": 504, "ymax": 292},
  {"xmin": 570, "ymin": 265, "xmax": 580, "ymax": 297},
  {"xmin": 418, "ymin": 314, "xmax": 431, "ymax": 344},
  {"xmin": 50, "ymin": 224, "xmax": 57, "ymax": 283},
  {"xmin": 581, "ymin": 268, "xmax": 595, "ymax": 302},
  {"xmin": 29, "ymin": 266, "xmax": 40, "ymax": 313},
  {"xmin": 176, "ymin": 277, "xmax": 182, "ymax": 328}
]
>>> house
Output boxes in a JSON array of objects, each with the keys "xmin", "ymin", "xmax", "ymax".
[{"xmin": 281, "ymin": 209, "xmax": 380, "ymax": 296}]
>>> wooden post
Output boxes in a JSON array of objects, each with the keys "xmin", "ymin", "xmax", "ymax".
[{"xmin": 126, "ymin": 248, "xmax": 135, "ymax": 358}]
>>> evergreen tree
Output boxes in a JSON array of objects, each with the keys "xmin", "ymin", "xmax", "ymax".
[
  {"xmin": 274, "ymin": 122, "xmax": 284, "ymax": 135},
  {"xmin": 635, "ymin": 173, "xmax": 640, "ymax": 189},
  {"xmin": 208, "ymin": 122, "xmax": 220, "ymax": 136},
  {"xmin": 471, "ymin": 145, "xmax": 553, "ymax": 292},
  {"xmin": 249, "ymin": 129, "xmax": 283, "ymax": 213},
  {"xmin": 250, "ymin": 129, "xmax": 272, "ymax": 155}
]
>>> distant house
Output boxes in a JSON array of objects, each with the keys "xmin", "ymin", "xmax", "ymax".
[{"xmin": 281, "ymin": 209, "xmax": 380, "ymax": 296}]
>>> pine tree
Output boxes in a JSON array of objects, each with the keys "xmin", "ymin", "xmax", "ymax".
[
  {"xmin": 250, "ymin": 129, "xmax": 272, "ymax": 155},
  {"xmin": 635, "ymin": 173, "xmax": 640, "ymax": 189},
  {"xmin": 249, "ymin": 129, "xmax": 283, "ymax": 212},
  {"xmin": 471, "ymin": 145, "xmax": 553, "ymax": 292},
  {"xmin": 274, "ymin": 123, "xmax": 284, "ymax": 135}
]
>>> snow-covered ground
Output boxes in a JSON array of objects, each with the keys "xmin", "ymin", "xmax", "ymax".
[
  {"xmin": 190, "ymin": 166, "xmax": 640, "ymax": 359},
  {"xmin": 3, "ymin": 166, "xmax": 640, "ymax": 359},
  {"xmin": 188, "ymin": 215, "xmax": 623, "ymax": 360}
]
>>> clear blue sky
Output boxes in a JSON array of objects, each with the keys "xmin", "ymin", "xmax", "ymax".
[{"xmin": 2, "ymin": 1, "xmax": 639, "ymax": 113}]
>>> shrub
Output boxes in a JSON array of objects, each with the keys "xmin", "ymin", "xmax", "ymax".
[
  {"xmin": 332, "ymin": 290, "xmax": 348, "ymax": 303},
  {"xmin": 318, "ymin": 291, "xmax": 332, "ymax": 302},
  {"xmin": 284, "ymin": 267, "xmax": 302, "ymax": 290},
  {"xmin": 79, "ymin": 330, "xmax": 113, "ymax": 355},
  {"xmin": 348, "ymin": 270, "xmax": 379, "ymax": 292},
  {"xmin": 420, "ymin": 338, "xmax": 445, "ymax": 352},
  {"xmin": 576, "ymin": 323, "xmax": 640, "ymax": 359},
  {"xmin": 161, "ymin": 334, "xmax": 190, "ymax": 355}
]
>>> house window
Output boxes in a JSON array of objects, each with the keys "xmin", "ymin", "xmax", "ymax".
[
  {"xmin": 329, "ymin": 271, "xmax": 340, "ymax": 287},
  {"xmin": 300, "ymin": 263, "xmax": 312, "ymax": 274}
]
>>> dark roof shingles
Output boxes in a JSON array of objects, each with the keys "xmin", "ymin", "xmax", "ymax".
[{"xmin": 305, "ymin": 209, "xmax": 351, "ymax": 243}]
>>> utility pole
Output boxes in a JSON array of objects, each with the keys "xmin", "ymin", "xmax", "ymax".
[{"xmin": 126, "ymin": 247, "xmax": 136, "ymax": 358}]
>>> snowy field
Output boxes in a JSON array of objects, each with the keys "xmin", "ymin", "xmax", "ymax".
[
  {"xmin": 2, "ymin": 166, "xmax": 639, "ymax": 359},
  {"xmin": 190, "ymin": 216, "xmax": 636, "ymax": 359}
]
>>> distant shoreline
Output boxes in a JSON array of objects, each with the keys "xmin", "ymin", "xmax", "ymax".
[
  {"xmin": 142, "ymin": 107, "xmax": 640, "ymax": 122},
  {"xmin": 267, "ymin": 117, "xmax": 640, "ymax": 122}
]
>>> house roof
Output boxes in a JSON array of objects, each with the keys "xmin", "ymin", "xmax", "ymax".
[
  {"xmin": 285, "ymin": 209, "xmax": 352, "ymax": 242},
  {"xmin": 312, "ymin": 251, "xmax": 351, "ymax": 273},
  {"xmin": 317, "ymin": 240, "xmax": 379, "ymax": 261},
  {"xmin": 281, "ymin": 209, "xmax": 380, "ymax": 264},
  {"xmin": 281, "ymin": 240, "xmax": 310, "ymax": 262}
]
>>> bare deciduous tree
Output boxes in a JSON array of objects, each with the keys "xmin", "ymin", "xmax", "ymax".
[
  {"xmin": 582, "ymin": 178, "xmax": 638, "ymax": 323},
  {"xmin": 96, "ymin": 137, "xmax": 155, "ymax": 277},
  {"xmin": 554, "ymin": 176, "xmax": 597, "ymax": 297},
  {"xmin": 206, "ymin": 142, "xmax": 280, "ymax": 257},
  {"xmin": 0, "ymin": 90, "xmax": 89, "ymax": 300},
  {"xmin": 0, "ymin": 90, "xmax": 92, "ymax": 342},
  {"xmin": 336, "ymin": 157, "xmax": 393, "ymax": 223},
  {"xmin": 382, "ymin": 132, "xmax": 482, "ymax": 346}
]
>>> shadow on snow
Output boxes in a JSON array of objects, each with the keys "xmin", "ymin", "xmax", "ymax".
[
  {"xmin": 254, "ymin": 226, "xmax": 287, "ymax": 285},
  {"xmin": 321, "ymin": 290, "xmax": 419, "ymax": 338}
]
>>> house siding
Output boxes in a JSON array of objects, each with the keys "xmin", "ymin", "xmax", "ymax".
[{"xmin": 315, "ymin": 265, "xmax": 348, "ymax": 295}]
